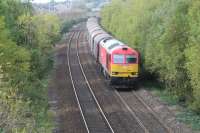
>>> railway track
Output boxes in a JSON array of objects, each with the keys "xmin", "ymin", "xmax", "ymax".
[
  {"xmin": 115, "ymin": 90, "xmax": 171, "ymax": 133},
  {"xmin": 49, "ymin": 30, "xmax": 87, "ymax": 133},
  {"xmin": 67, "ymin": 26, "xmax": 114, "ymax": 133},
  {"xmin": 77, "ymin": 26, "xmax": 172, "ymax": 133},
  {"xmin": 78, "ymin": 29, "xmax": 146, "ymax": 133},
  {"xmin": 49, "ymin": 23, "xmax": 190, "ymax": 133}
]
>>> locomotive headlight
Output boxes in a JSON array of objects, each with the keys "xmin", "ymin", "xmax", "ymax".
[
  {"xmin": 131, "ymin": 72, "xmax": 138, "ymax": 75},
  {"xmin": 112, "ymin": 72, "xmax": 118, "ymax": 75}
]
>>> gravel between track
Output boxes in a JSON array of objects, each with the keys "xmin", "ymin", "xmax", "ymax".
[
  {"xmin": 48, "ymin": 23, "xmax": 194, "ymax": 133},
  {"xmin": 48, "ymin": 31, "xmax": 87, "ymax": 133},
  {"xmin": 78, "ymin": 28, "xmax": 146, "ymax": 133},
  {"xmin": 68, "ymin": 30, "xmax": 113, "ymax": 133}
]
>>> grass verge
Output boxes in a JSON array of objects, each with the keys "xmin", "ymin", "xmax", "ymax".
[{"xmin": 142, "ymin": 81, "xmax": 200, "ymax": 131}]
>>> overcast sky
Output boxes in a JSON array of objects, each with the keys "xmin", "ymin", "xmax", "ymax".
[{"xmin": 32, "ymin": 0, "xmax": 66, "ymax": 3}]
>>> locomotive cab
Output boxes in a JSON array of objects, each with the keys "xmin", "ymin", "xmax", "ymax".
[
  {"xmin": 87, "ymin": 17, "xmax": 140, "ymax": 86},
  {"xmin": 99, "ymin": 39, "xmax": 139, "ymax": 85},
  {"xmin": 110, "ymin": 46, "xmax": 139, "ymax": 85},
  {"xmin": 111, "ymin": 47, "xmax": 139, "ymax": 78}
]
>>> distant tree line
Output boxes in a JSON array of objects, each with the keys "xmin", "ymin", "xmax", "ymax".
[
  {"xmin": 0, "ymin": 0, "xmax": 61, "ymax": 132},
  {"xmin": 101, "ymin": 0, "xmax": 200, "ymax": 112},
  {"xmin": 61, "ymin": 18, "xmax": 87, "ymax": 34}
]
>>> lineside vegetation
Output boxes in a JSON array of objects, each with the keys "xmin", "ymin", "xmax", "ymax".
[
  {"xmin": 0, "ymin": 0, "xmax": 61, "ymax": 132},
  {"xmin": 101, "ymin": 0, "xmax": 200, "ymax": 112}
]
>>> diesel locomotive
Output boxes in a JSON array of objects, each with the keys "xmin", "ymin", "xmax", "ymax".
[{"xmin": 87, "ymin": 17, "xmax": 139, "ymax": 85}]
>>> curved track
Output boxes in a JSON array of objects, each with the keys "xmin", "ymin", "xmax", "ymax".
[
  {"xmin": 49, "ymin": 31, "xmax": 87, "ymax": 133},
  {"xmin": 67, "ymin": 26, "xmax": 114, "ymax": 133},
  {"xmin": 78, "ymin": 25, "xmax": 172, "ymax": 133},
  {"xmin": 50, "ymin": 23, "xmax": 174, "ymax": 133},
  {"xmin": 78, "ymin": 28, "xmax": 146, "ymax": 133}
]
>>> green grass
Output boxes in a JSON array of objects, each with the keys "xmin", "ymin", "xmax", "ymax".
[
  {"xmin": 152, "ymin": 90, "xmax": 179, "ymax": 106},
  {"xmin": 0, "ymin": 128, "xmax": 4, "ymax": 133},
  {"xmin": 143, "ymin": 81, "xmax": 200, "ymax": 131},
  {"xmin": 177, "ymin": 110, "xmax": 200, "ymax": 130}
]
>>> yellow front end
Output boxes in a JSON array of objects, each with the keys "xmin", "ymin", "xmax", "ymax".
[{"xmin": 110, "ymin": 64, "xmax": 139, "ymax": 78}]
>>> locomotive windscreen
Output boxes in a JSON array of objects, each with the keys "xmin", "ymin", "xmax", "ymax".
[
  {"xmin": 126, "ymin": 55, "xmax": 137, "ymax": 63},
  {"xmin": 113, "ymin": 54, "xmax": 124, "ymax": 64}
]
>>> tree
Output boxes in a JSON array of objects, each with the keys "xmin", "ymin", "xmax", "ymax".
[
  {"xmin": 185, "ymin": 0, "xmax": 200, "ymax": 111},
  {"xmin": 101, "ymin": 0, "xmax": 200, "ymax": 111}
]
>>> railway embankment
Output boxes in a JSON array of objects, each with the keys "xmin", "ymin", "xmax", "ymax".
[
  {"xmin": 48, "ymin": 23, "xmax": 196, "ymax": 133},
  {"xmin": 101, "ymin": 0, "xmax": 200, "ymax": 132}
]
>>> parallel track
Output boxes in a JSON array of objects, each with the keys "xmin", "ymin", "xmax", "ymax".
[
  {"xmin": 78, "ymin": 30, "xmax": 146, "ymax": 133},
  {"xmin": 131, "ymin": 91, "xmax": 172, "ymax": 132},
  {"xmin": 51, "ymin": 22, "xmax": 177, "ymax": 133},
  {"xmin": 67, "ymin": 27, "xmax": 114, "ymax": 133},
  {"xmin": 77, "ymin": 32, "xmax": 115, "ymax": 133},
  {"xmin": 115, "ymin": 90, "xmax": 171, "ymax": 133},
  {"xmin": 78, "ymin": 27, "xmax": 171, "ymax": 133},
  {"xmin": 50, "ymin": 30, "xmax": 87, "ymax": 133},
  {"xmin": 67, "ymin": 31, "xmax": 90, "ymax": 132}
]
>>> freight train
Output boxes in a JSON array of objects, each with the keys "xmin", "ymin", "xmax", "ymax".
[{"xmin": 86, "ymin": 17, "xmax": 139, "ymax": 86}]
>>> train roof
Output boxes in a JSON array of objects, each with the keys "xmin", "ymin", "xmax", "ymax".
[
  {"xmin": 87, "ymin": 18, "xmax": 98, "ymax": 24},
  {"xmin": 87, "ymin": 23, "xmax": 98, "ymax": 29},
  {"xmin": 87, "ymin": 17, "xmax": 100, "ymax": 29},
  {"xmin": 91, "ymin": 30, "xmax": 106, "ymax": 37},
  {"xmin": 87, "ymin": 17, "xmax": 138, "ymax": 55},
  {"xmin": 100, "ymin": 39, "xmax": 124, "ymax": 51},
  {"xmin": 88, "ymin": 17, "xmax": 98, "ymax": 21},
  {"xmin": 100, "ymin": 39, "xmax": 138, "ymax": 54},
  {"xmin": 87, "ymin": 20, "xmax": 98, "ymax": 26},
  {"xmin": 88, "ymin": 26, "xmax": 101, "ymax": 33},
  {"xmin": 94, "ymin": 33, "xmax": 112, "ymax": 44},
  {"xmin": 89, "ymin": 27, "xmax": 102, "ymax": 32}
]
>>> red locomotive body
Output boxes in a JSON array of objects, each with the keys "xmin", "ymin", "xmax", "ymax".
[{"xmin": 87, "ymin": 17, "xmax": 140, "ymax": 86}]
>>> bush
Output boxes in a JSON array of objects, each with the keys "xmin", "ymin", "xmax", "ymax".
[
  {"xmin": 61, "ymin": 20, "xmax": 76, "ymax": 34},
  {"xmin": 101, "ymin": 0, "xmax": 200, "ymax": 111},
  {"xmin": 185, "ymin": 0, "xmax": 200, "ymax": 112},
  {"xmin": 0, "ymin": 0, "xmax": 61, "ymax": 131}
]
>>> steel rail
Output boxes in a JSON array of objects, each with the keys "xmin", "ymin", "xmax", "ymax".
[
  {"xmin": 132, "ymin": 91, "xmax": 172, "ymax": 133},
  {"xmin": 67, "ymin": 31, "xmax": 90, "ymax": 133},
  {"xmin": 115, "ymin": 89, "xmax": 172, "ymax": 133},
  {"xmin": 76, "ymin": 31, "xmax": 115, "ymax": 133},
  {"xmin": 82, "ymin": 24, "xmax": 171, "ymax": 132},
  {"xmin": 114, "ymin": 90, "xmax": 149, "ymax": 133}
]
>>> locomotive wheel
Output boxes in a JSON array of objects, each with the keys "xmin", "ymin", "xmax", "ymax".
[
  {"xmin": 104, "ymin": 70, "xmax": 110, "ymax": 80},
  {"xmin": 103, "ymin": 69, "xmax": 107, "ymax": 78},
  {"xmin": 98, "ymin": 64, "xmax": 103, "ymax": 73}
]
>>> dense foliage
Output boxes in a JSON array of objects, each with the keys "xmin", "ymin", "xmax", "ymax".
[
  {"xmin": 61, "ymin": 18, "xmax": 87, "ymax": 34},
  {"xmin": 0, "ymin": 0, "xmax": 61, "ymax": 132},
  {"xmin": 101, "ymin": 0, "xmax": 200, "ymax": 112},
  {"xmin": 61, "ymin": 19, "xmax": 77, "ymax": 34}
]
